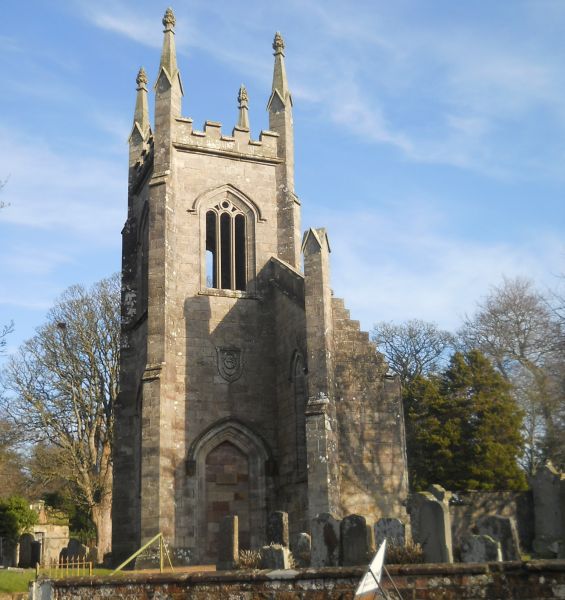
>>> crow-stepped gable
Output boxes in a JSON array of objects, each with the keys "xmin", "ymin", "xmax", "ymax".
[{"xmin": 113, "ymin": 8, "xmax": 409, "ymax": 564}]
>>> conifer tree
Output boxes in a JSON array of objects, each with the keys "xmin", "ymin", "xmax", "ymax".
[{"xmin": 406, "ymin": 350, "xmax": 527, "ymax": 491}]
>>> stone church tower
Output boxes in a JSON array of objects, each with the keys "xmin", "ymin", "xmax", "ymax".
[{"xmin": 113, "ymin": 8, "xmax": 408, "ymax": 564}]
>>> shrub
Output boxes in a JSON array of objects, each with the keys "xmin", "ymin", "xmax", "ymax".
[
  {"xmin": 0, "ymin": 496, "xmax": 38, "ymax": 542},
  {"xmin": 385, "ymin": 541, "xmax": 424, "ymax": 565},
  {"xmin": 238, "ymin": 549, "xmax": 261, "ymax": 569}
]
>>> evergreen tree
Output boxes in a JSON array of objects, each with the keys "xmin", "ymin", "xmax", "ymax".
[{"xmin": 406, "ymin": 350, "xmax": 527, "ymax": 491}]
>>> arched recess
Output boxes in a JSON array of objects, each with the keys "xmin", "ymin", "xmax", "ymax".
[
  {"xmin": 188, "ymin": 183, "xmax": 265, "ymax": 223},
  {"xmin": 290, "ymin": 351, "xmax": 308, "ymax": 480},
  {"xmin": 187, "ymin": 419, "xmax": 272, "ymax": 559}
]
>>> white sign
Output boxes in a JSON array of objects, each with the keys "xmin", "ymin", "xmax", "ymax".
[{"xmin": 354, "ymin": 539, "xmax": 387, "ymax": 598}]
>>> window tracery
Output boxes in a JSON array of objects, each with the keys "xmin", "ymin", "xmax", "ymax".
[{"xmin": 205, "ymin": 197, "xmax": 247, "ymax": 291}]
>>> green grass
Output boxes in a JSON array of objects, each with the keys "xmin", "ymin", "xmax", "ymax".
[
  {"xmin": 0, "ymin": 568, "xmax": 121, "ymax": 594},
  {"xmin": 0, "ymin": 569, "xmax": 36, "ymax": 593}
]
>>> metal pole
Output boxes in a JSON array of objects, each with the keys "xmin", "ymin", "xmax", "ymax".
[
  {"xmin": 110, "ymin": 532, "xmax": 163, "ymax": 575},
  {"xmin": 368, "ymin": 565, "xmax": 392, "ymax": 600},
  {"xmin": 383, "ymin": 565, "xmax": 404, "ymax": 599}
]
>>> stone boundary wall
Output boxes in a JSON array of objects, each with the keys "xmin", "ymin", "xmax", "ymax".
[{"xmin": 40, "ymin": 560, "xmax": 565, "ymax": 600}]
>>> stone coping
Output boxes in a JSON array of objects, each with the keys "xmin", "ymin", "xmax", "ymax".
[{"xmin": 48, "ymin": 560, "xmax": 565, "ymax": 588}]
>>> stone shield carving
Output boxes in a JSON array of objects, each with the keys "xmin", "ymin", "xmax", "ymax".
[{"xmin": 216, "ymin": 346, "xmax": 244, "ymax": 382}]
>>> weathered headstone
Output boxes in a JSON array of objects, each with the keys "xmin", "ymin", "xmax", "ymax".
[
  {"xmin": 411, "ymin": 492, "xmax": 453, "ymax": 563},
  {"xmin": 87, "ymin": 546, "xmax": 100, "ymax": 565},
  {"xmin": 531, "ymin": 461, "xmax": 565, "ymax": 557},
  {"xmin": 375, "ymin": 518, "xmax": 406, "ymax": 547},
  {"xmin": 216, "ymin": 515, "xmax": 239, "ymax": 570},
  {"xmin": 294, "ymin": 532, "xmax": 311, "ymax": 567},
  {"xmin": 18, "ymin": 533, "xmax": 34, "ymax": 568},
  {"xmin": 260, "ymin": 544, "xmax": 290, "ymax": 569},
  {"xmin": 267, "ymin": 511, "xmax": 289, "ymax": 547},
  {"xmin": 428, "ymin": 484, "xmax": 452, "ymax": 505},
  {"xmin": 460, "ymin": 534, "xmax": 502, "ymax": 563},
  {"xmin": 340, "ymin": 514, "xmax": 375, "ymax": 566},
  {"xmin": 67, "ymin": 539, "xmax": 88, "ymax": 559},
  {"xmin": 311, "ymin": 513, "xmax": 340, "ymax": 567},
  {"xmin": 477, "ymin": 515, "xmax": 521, "ymax": 561}
]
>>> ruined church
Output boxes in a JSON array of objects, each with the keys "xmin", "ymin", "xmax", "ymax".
[{"xmin": 112, "ymin": 8, "xmax": 408, "ymax": 564}]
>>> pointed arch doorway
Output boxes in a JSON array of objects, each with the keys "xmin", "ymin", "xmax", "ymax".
[{"xmin": 188, "ymin": 419, "xmax": 271, "ymax": 562}]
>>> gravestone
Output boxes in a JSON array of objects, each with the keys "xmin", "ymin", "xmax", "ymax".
[
  {"xmin": 260, "ymin": 544, "xmax": 290, "ymax": 569},
  {"xmin": 460, "ymin": 534, "xmax": 502, "ymax": 563},
  {"xmin": 294, "ymin": 532, "xmax": 311, "ymax": 567},
  {"xmin": 87, "ymin": 546, "xmax": 100, "ymax": 565},
  {"xmin": 375, "ymin": 518, "xmax": 406, "ymax": 547},
  {"xmin": 477, "ymin": 515, "xmax": 521, "ymax": 561},
  {"xmin": 311, "ymin": 513, "xmax": 340, "ymax": 567},
  {"xmin": 412, "ymin": 492, "xmax": 453, "ymax": 563},
  {"xmin": 428, "ymin": 484, "xmax": 452, "ymax": 505},
  {"xmin": 267, "ymin": 511, "xmax": 289, "ymax": 547},
  {"xmin": 340, "ymin": 514, "xmax": 375, "ymax": 566},
  {"xmin": 18, "ymin": 534, "xmax": 34, "ymax": 568},
  {"xmin": 216, "ymin": 515, "xmax": 239, "ymax": 570},
  {"xmin": 67, "ymin": 539, "xmax": 88, "ymax": 559},
  {"xmin": 531, "ymin": 461, "xmax": 565, "ymax": 557}
]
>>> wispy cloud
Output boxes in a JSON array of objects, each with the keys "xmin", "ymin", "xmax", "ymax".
[
  {"xmin": 74, "ymin": 1, "xmax": 565, "ymax": 179},
  {"xmin": 0, "ymin": 128, "xmax": 125, "ymax": 241},
  {"xmin": 0, "ymin": 247, "xmax": 74, "ymax": 276},
  {"xmin": 320, "ymin": 203, "xmax": 564, "ymax": 332}
]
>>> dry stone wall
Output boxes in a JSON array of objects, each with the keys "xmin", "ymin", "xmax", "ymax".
[{"xmin": 42, "ymin": 561, "xmax": 565, "ymax": 600}]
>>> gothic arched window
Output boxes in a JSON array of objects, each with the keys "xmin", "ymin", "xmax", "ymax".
[{"xmin": 205, "ymin": 198, "xmax": 247, "ymax": 291}]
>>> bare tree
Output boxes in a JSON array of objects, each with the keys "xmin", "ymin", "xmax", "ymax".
[
  {"xmin": 0, "ymin": 180, "xmax": 13, "ymax": 354},
  {"xmin": 1, "ymin": 275, "xmax": 120, "ymax": 555},
  {"xmin": 0, "ymin": 321, "xmax": 14, "ymax": 356},
  {"xmin": 372, "ymin": 319, "xmax": 455, "ymax": 385},
  {"xmin": 0, "ymin": 176, "xmax": 7, "ymax": 210},
  {"xmin": 0, "ymin": 419, "xmax": 28, "ymax": 498},
  {"xmin": 459, "ymin": 277, "xmax": 564, "ymax": 473}
]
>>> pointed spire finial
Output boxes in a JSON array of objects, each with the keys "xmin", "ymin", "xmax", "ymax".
[
  {"xmin": 163, "ymin": 7, "xmax": 176, "ymax": 31},
  {"xmin": 238, "ymin": 84, "xmax": 249, "ymax": 108},
  {"xmin": 130, "ymin": 67, "xmax": 150, "ymax": 145},
  {"xmin": 136, "ymin": 67, "xmax": 148, "ymax": 89},
  {"xmin": 268, "ymin": 31, "xmax": 290, "ymax": 107},
  {"xmin": 237, "ymin": 84, "xmax": 250, "ymax": 130},
  {"xmin": 273, "ymin": 32, "xmax": 285, "ymax": 55}
]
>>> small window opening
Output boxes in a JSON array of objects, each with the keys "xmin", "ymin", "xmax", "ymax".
[
  {"xmin": 235, "ymin": 214, "xmax": 246, "ymax": 291},
  {"xmin": 220, "ymin": 212, "xmax": 232, "ymax": 290},
  {"xmin": 206, "ymin": 211, "xmax": 218, "ymax": 288}
]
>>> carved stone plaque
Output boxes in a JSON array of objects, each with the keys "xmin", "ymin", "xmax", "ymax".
[{"xmin": 216, "ymin": 346, "xmax": 244, "ymax": 382}]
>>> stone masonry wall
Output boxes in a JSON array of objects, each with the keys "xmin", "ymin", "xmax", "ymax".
[
  {"xmin": 270, "ymin": 257, "xmax": 309, "ymax": 543},
  {"xmin": 45, "ymin": 561, "xmax": 565, "ymax": 600},
  {"xmin": 332, "ymin": 297, "xmax": 409, "ymax": 522}
]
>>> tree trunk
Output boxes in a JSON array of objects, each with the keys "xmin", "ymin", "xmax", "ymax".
[{"xmin": 91, "ymin": 491, "xmax": 112, "ymax": 558}]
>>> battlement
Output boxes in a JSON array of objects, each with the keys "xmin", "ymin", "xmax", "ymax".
[{"xmin": 174, "ymin": 117, "xmax": 281, "ymax": 162}]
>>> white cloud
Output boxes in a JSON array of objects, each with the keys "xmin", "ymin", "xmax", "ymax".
[
  {"xmin": 321, "ymin": 204, "xmax": 564, "ymax": 332},
  {"xmin": 0, "ymin": 247, "xmax": 74, "ymax": 276},
  {"xmin": 0, "ymin": 128, "xmax": 125, "ymax": 242}
]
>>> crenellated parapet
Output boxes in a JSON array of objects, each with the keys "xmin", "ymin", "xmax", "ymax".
[{"xmin": 173, "ymin": 118, "xmax": 280, "ymax": 162}]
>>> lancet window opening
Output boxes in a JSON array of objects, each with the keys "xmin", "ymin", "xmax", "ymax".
[{"xmin": 205, "ymin": 199, "xmax": 247, "ymax": 291}]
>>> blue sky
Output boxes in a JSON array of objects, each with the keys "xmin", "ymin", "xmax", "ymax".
[{"xmin": 1, "ymin": 0, "xmax": 564, "ymax": 359}]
